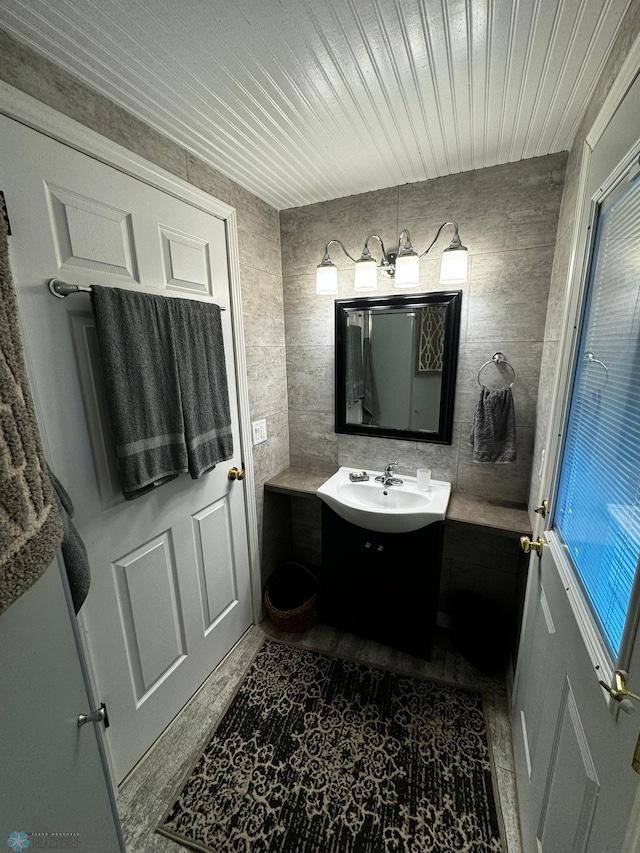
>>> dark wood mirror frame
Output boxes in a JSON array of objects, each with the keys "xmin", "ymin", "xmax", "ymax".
[{"xmin": 335, "ymin": 291, "xmax": 462, "ymax": 445}]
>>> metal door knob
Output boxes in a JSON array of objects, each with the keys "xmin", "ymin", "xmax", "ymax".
[
  {"xmin": 520, "ymin": 535, "xmax": 544, "ymax": 556},
  {"xmin": 228, "ymin": 466, "xmax": 245, "ymax": 481},
  {"xmin": 599, "ymin": 669, "xmax": 640, "ymax": 714},
  {"xmin": 534, "ymin": 500, "xmax": 548, "ymax": 518},
  {"xmin": 78, "ymin": 702, "xmax": 109, "ymax": 728}
]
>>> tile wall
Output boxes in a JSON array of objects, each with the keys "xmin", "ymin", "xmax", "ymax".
[
  {"xmin": 280, "ymin": 154, "xmax": 567, "ymax": 506},
  {"xmin": 0, "ymin": 29, "xmax": 291, "ymax": 581}
]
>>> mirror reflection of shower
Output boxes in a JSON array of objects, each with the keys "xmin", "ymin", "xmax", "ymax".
[{"xmin": 345, "ymin": 307, "xmax": 444, "ymax": 432}]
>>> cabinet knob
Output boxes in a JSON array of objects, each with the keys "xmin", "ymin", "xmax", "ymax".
[
  {"xmin": 365, "ymin": 542, "xmax": 371, "ymax": 548},
  {"xmin": 377, "ymin": 545, "xmax": 384, "ymax": 552}
]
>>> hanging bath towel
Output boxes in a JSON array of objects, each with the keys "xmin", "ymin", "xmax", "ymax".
[
  {"xmin": 469, "ymin": 386, "xmax": 517, "ymax": 463},
  {"xmin": 92, "ymin": 286, "xmax": 233, "ymax": 497},
  {"xmin": 91, "ymin": 286, "xmax": 187, "ymax": 499},
  {"xmin": 168, "ymin": 297, "xmax": 233, "ymax": 478}
]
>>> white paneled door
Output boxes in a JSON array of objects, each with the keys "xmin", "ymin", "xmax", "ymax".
[
  {"xmin": 512, "ymin": 70, "xmax": 640, "ymax": 852},
  {"xmin": 1, "ymin": 115, "xmax": 253, "ymax": 783}
]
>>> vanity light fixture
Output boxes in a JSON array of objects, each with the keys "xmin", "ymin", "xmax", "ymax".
[{"xmin": 315, "ymin": 222, "xmax": 468, "ymax": 294}]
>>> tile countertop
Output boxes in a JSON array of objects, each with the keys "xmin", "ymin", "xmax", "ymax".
[
  {"xmin": 264, "ymin": 467, "xmax": 333, "ymax": 498},
  {"xmin": 264, "ymin": 468, "xmax": 532, "ymax": 538}
]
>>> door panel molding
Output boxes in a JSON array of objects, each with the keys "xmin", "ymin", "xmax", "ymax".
[
  {"xmin": 46, "ymin": 182, "xmax": 139, "ymax": 282},
  {"xmin": 159, "ymin": 224, "xmax": 213, "ymax": 295},
  {"xmin": 525, "ymin": 585, "xmax": 556, "ymax": 775},
  {"xmin": 537, "ymin": 677, "xmax": 599, "ymax": 853},
  {"xmin": 113, "ymin": 530, "xmax": 187, "ymax": 703},
  {"xmin": 192, "ymin": 498, "xmax": 239, "ymax": 634},
  {"xmin": 0, "ymin": 80, "xmax": 262, "ymax": 628}
]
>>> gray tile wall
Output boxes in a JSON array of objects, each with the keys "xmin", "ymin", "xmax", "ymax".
[
  {"xmin": 527, "ymin": 0, "xmax": 640, "ymax": 524},
  {"xmin": 0, "ymin": 29, "xmax": 291, "ymax": 581},
  {"xmin": 281, "ymin": 154, "xmax": 567, "ymax": 506}
]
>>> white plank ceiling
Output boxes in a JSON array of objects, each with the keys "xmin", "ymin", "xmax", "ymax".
[{"xmin": 0, "ymin": 0, "xmax": 632, "ymax": 209}]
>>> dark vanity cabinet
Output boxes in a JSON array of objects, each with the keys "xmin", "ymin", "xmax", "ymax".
[{"xmin": 320, "ymin": 503, "xmax": 444, "ymax": 660}]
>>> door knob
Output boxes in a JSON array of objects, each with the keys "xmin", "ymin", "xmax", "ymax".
[
  {"xmin": 534, "ymin": 500, "xmax": 549, "ymax": 518},
  {"xmin": 78, "ymin": 702, "xmax": 110, "ymax": 728},
  {"xmin": 520, "ymin": 535, "xmax": 544, "ymax": 556},
  {"xmin": 228, "ymin": 466, "xmax": 245, "ymax": 481},
  {"xmin": 599, "ymin": 669, "xmax": 639, "ymax": 714}
]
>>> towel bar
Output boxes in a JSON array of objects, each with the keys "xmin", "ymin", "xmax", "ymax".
[
  {"xmin": 477, "ymin": 351, "xmax": 516, "ymax": 388},
  {"xmin": 48, "ymin": 278, "xmax": 226, "ymax": 309}
]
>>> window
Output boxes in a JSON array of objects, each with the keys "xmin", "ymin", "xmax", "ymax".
[{"xmin": 555, "ymin": 173, "xmax": 640, "ymax": 657}]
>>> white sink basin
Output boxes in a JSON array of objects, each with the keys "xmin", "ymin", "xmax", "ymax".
[{"xmin": 317, "ymin": 467, "xmax": 451, "ymax": 533}]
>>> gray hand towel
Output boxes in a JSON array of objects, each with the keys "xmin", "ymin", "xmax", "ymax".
[
  {"xmin": 168, "ymin": 298, "xmax": 233, "ymax": 478},
  {"xmin": 47, "ymin": 466, "xmax": 90, "ymax": 614},
  {"xmin": 469, "ymin": 386, "xmax": 517, "ymax": 463},
  {"xmin": 91, "ymin": 286, "xmax": 187, "ymax": 499}
]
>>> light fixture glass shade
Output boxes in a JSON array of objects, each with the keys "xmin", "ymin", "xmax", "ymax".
[
  {"xmin": 439, "ymin": 245, "xmax": 468, "ymax": 284},
  {"xmin": 394, "ymin": 250, "xmax": 420, "ymax": 288},
  {"xmin": 354, "ymin": 257, "xmax": 378, "ymax": 291},
  {"xmin": 316, "ymin": 262, "xmax": 338, "ymax": 294}
]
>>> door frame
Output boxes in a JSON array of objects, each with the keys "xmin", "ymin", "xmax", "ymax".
[
  {"xmin": 0, "ymin": 79, "xmax": 263, "ymax": 775},
  {"xmin": 517, "ymin": 31, "xmax": 640, "ymax": 851}
]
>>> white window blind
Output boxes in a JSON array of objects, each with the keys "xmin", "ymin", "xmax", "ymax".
[{"xmin": 555, "ymin": 174, "xmax": 640, "ymax": 657}]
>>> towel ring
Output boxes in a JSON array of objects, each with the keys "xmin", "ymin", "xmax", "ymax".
[
  {"xmin": 477, "ymin": 352, "xmax": 516, "ymax": 389},
  {"xmin": 584, "ymin": 351, "xmax": 608, "ymax": 389}
]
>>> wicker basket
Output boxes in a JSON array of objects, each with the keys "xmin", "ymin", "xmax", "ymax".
[{"xmin": 264, "ymin": 561, "xmax": 319, "ymax": 633}]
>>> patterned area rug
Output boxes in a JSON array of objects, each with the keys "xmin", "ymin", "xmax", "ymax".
[{"xmin": 158, "ymin": 641, "xmax": 503, "ymax": 852}]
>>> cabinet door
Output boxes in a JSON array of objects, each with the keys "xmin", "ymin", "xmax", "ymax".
[{"xmin": 320, "ymin": 505, "xmax": 443, "ymax": 658}]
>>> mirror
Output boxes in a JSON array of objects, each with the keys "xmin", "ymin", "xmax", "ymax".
[{"xmin": 335, "ymin": 291, "xmax": 462, "ymax": 444}]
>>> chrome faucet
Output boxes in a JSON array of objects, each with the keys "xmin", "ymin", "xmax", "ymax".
[{"xmin": 375, "ymin": 462, "xmax": 404, "ymax": 486}]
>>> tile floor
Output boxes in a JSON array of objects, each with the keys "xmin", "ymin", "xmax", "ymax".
[{"xmin": 117, "ymin": 622, "xmax": 523, "ymax": 852}]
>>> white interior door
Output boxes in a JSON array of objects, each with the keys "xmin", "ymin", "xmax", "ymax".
[
  {"xmin": 512, "ymin": 75, "xmax": 640, "ymax": 852},
  {"xmin": 0, "ymin": 558, "xmax": 123, "ymax": 851},
  {"xmin": 1, "ymin": 115, "xmax": 254, "ymax": 783}
]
